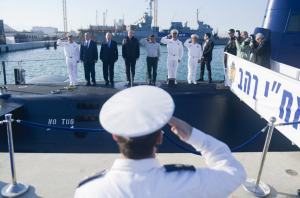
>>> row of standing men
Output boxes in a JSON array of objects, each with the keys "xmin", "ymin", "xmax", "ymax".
[{"xmin": 57, "ymin": 29, "xmax": 215, "ymax": 87}]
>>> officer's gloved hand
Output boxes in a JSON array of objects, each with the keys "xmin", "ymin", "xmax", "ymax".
[{"xmin": 168, "ymin": 117, "xmax": 193, "ymax": 142}]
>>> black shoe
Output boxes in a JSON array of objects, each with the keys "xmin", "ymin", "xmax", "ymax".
[
  {"xmin": 208, "ymin": 79, "xmax": 212, "ymax": 83},
  {"xmin": 127, "ymin": 81, "xmax": 131, "ymax": 85},
  {"xmin": 110, "ymin": 82, "xmax": 114, "ymax": 86},
  {"xmin": 197, "ymin": 78, "xmax": 204, "ymax": 82},
  {"xmin": 92, "ymin": 81, "xmax": 97, "ymax": 85},
  {"xmin": 152, "ymin": 82, "xmax": 156, "ymax": 86},
  {"xmin": 86, "ymin": 82, "xmax": 91, "ymax": 86},
  {"xmin": 105, "ymin": 81, "xmax": 109, "ymax": 86}
]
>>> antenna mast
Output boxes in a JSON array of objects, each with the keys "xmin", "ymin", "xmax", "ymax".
[{"xmin": 62, "ymin": 0, "xmax": 68, "ymax": 35}]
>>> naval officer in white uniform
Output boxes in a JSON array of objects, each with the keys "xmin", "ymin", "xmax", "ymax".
[
  {"xmin": 184, "ymin": 34, "xmax": 203, "ymax": 84},
  {"xmin": 74, "ymin": 86, "xmax": 246, "ymax": 198},
  {"xmin": 160, "ymin": 29, "xmax": 183, "ymax": 85},
  {"xmin": 57, "ymin": 34, "xmax": 80, "ymax": 87}
]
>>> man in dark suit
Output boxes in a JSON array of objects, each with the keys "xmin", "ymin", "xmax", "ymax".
[
  {"xmin": 80, "ymin": 32, "xmax": 98, "ymax": 86},
  {"xmin": 100, "ymin": 32, "xmax": 118, "ymax": 86},
  {"xmin": 122, "ymin": 30, "xmax": 140, "ymax": 85},
  {"xmin": 250, "ymin": 33, "xmax": 271, "ymax": 69},
  {"xmin": 224, "ymin": 29, "xmax": 237, "ymax": 67},
  {"xmin": 197, "ymin": 33, "xmax": 214, "ymax": 83}
]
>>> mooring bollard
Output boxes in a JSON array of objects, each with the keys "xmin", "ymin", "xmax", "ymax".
[
  {"xmin": 243, "ymin": 117, "xmax": 276, "ymax": 197},
  {"xmin": 54, "ymin": 41, "xmax": 57, "ymax": 49},
  {"xmin": 1, "ymin": 114, "xmax": 29, "ymax": 198},
  {"xmin": 2, "ymin": 61, "xmax": 7, "ymax": 85}
]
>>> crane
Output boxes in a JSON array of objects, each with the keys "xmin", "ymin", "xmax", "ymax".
[
  {"xmin": 103, "ymin": 9, "xmax": 108, "ymax": 26},
  {"xmin": 62, "ymin": 0, "xmax": 68, "ymax": 35},
  {"xmin": 145, "ymin": 0, "xmax": 158, "ymax": 27}
]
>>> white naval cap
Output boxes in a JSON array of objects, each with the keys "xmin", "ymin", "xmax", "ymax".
[
  {"xmin": 99, "ymin": 86, "xmax": 175, "ymax": 138},
  {"xmin": 191, "ymin": 34, "xmax": 198, "ymax": 39},
  {"xmin": 171, "ymin": 29, "xmax": 179, "ymax": 34}
]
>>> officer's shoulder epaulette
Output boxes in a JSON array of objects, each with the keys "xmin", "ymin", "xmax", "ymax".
[
  {"xmin": 164, "ymin": 164, "xmax": 196, "ymax": 172},
  {"xmin": 77, "ymin": 169, "xmax": 108, "ymax": 188}
]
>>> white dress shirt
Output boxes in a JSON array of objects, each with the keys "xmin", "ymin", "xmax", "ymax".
[
  {"xmin": 160, "ymin": 36, "xmax": 183, "ymax": 60},
  {"xmin": 57, "ymin": 39, "xmax": 80, "ymax": 61},
  {"xmin": 184, "ymin": 39, "xmax": 203, "ymax": 60},
  {"xmin": 203, "ymin": 39, "xmax": 210, "ymax": 51},
  {"xmin": 74, "ymin": 128, "xmax": 246, "ymax": 198}
]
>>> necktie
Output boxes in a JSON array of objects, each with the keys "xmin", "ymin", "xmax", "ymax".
[
  {"xmin": 87, "ymin": 41, "xmax": 89, "ymax": 49},
  {"xmin": 108, "ymin": 42, "xmax": 110, "ymax": 48}
]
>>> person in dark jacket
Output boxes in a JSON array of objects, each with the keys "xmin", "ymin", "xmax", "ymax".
[
  {"xmin": 250, "ymin": 33, "xmax": 271, "ymax": 69},
  {"xmin": 197, "ymin": 33, "xmax": 214, "ymax": 83},
  {"xmin": 80, "ymin": 32, "xmax": 98, "ymax": 86},
  {"xmin": 100, "ymin": 32, "xmax": 118, "ymax": 86},
  {"xmin": 122, "ymin": 30, "xmax": 140, "ymax": 85},
  {"xmin": 224, "ymin": 29, "xmax": 237, "ymax": 67}
]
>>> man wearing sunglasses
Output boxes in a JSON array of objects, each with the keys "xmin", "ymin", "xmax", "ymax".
[{"xmin": 224, "ymin": 29, "xmax": 237, "ymax": 67}]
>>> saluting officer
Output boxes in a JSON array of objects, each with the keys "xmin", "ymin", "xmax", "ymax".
[
  {"xmin": 57, "ymin": 34, "xmax": 80, "ymax": 87},
  {"xmin": 160, "ymin": 29, "xmax": 183, "ymax": 85},
  {"xmin": 184, "ymin": 34, "xmax": 202, "ymax": 84},
  {"xmin": 140, "ymin": 34, "xmax": 161, "ymax": 85},
  {"xmin": 74, "ymin": 86, "xmax": 246, "ymax": 198}
]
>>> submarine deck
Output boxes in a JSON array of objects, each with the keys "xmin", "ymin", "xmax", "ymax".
[{"xmin": 0, "ymin": 152, "xmax": 299, "ymax": 198}]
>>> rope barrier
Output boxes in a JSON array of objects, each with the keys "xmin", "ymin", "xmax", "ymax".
[
  {"xmin": 163, "ymin": 126, "xmax": 267, "ymax": 155},
  {"xmin": 276, "ymin": 121, "xmax": 300, "ymax": 126},
  {"xmin": 16, "ymin": 119, "xmax": 268, "ymax": 154}
]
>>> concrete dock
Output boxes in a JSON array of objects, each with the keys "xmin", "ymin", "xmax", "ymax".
[
  {"xmin": 0, "ymin": 152, "xmax": 299, "ymax": 198},
  {"xmin": 0, "ymin": 41, "xmax": 55, "ymax": 52},
  {"xmin": 0, "ymin": 40, "xmax": 83, "ymax": 53}
]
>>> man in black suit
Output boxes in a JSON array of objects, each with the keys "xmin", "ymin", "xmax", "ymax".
[
  {"xmin": 122, "ymin": 30, "xmax": 140, "ymax": 85},
  {"xmin": 100, "ymin": 32, "xmax": 118, "ymax": 86},
  {"xmin": 80, "ymin": 32, "xmax": 98, "ymax": 86},
  {"xmin": 224, "ymin": 29, "xmax": 237, "ymax": 67},
  {"xmin": 197, "ymin": 33, "xmax": 214, "ymax": 83},
  {"xmin": 250, "ymin": 33, "xmax": 271, "ymax": 69}
]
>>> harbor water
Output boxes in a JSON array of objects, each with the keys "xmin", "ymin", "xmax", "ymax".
[{"xmin": 0, "ymin": 44, "xmax": 226, "ymax": 84}]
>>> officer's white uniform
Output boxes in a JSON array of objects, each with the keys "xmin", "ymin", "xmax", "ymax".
[
  {"xmin": 57, "ymin": 39, "xmax": 80, "ymax": 86},
  {"xmin": 160, "ymin": 35, "xmax": 183, "ymax": 80},
  {"xmin": 74, "ymin": 86, "xmax": 246, "ymax": 198},
  {"xmin": 184, "ymin": 38, "xmax": 203, "ymax": 84}
]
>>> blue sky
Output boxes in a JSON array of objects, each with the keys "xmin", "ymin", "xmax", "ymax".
[{"xmin": 1, "ymin": 0, "xmax": 268, "ymax": 36}]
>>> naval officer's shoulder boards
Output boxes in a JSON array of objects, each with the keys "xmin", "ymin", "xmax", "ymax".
[
  {"xmin": 77, "ymin": 169, "xmax": 109, "ymax": 188},
  {"xmin": 164, "ymin": 164, "xmax": 196, "ymax": 172}
]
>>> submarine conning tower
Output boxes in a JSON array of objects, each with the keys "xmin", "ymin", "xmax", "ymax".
[{"xmin": 262, "ymin": 0, "xmax": 300, "ymax": 68}]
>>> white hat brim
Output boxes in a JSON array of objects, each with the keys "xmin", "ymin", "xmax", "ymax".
[{"xmin": 100, "ymin": 86, "xmax": 175, "ymax": 138}]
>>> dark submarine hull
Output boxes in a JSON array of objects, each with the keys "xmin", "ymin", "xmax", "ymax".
[{"xmin": 0, "ymin": 81, "xmax": 298, "ymax": 153}]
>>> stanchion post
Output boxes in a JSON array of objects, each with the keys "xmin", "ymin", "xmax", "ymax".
[
  {"xmin": 1, "ymin": 114, "xmax": 29, "ymax": 198},
  {"xmin": 2, "ymin": 61, "xmax": 7, "ymax": 85},
  {"xmin": 243, "ymin": 117, "xmax": 276, "ymax": 197}
]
